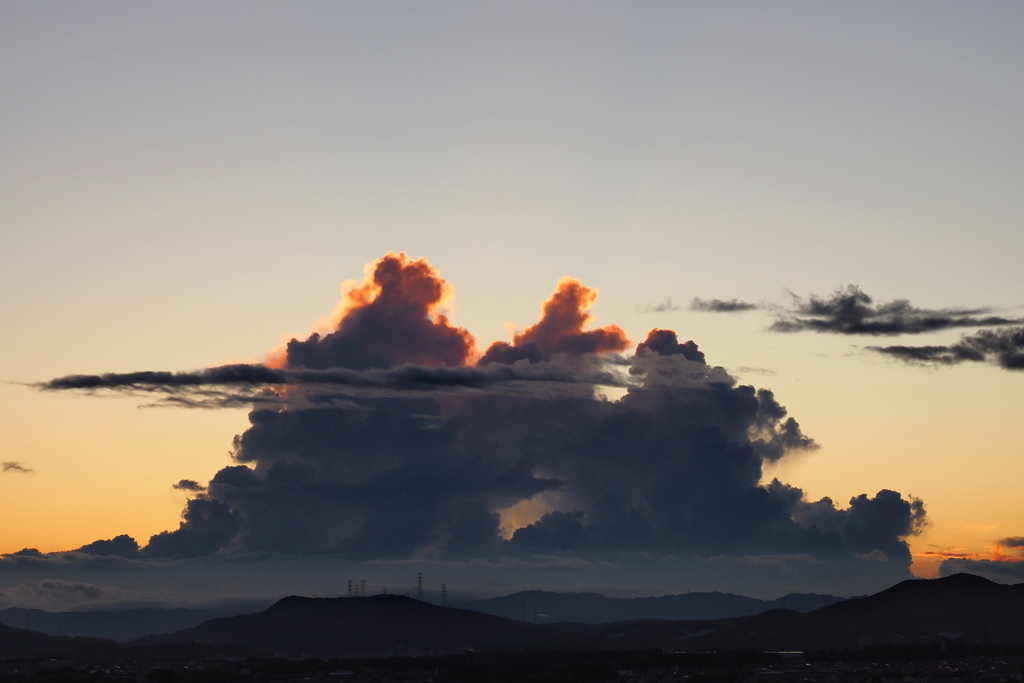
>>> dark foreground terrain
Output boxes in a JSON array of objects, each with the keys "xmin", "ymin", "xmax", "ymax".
[
  {"xmin": 0, "ymin": 646, "xmax": 1023, "ymax": 683},
  {"xmin": 2, "ymin": 574, "xmax": 1024, "ymax": 681}
]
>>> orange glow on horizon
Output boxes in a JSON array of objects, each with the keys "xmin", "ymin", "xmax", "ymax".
[{"xmin": 990, "ymin": 543, "xmax": 1024, "ymax": 563}]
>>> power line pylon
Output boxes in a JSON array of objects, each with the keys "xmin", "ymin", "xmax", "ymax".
[
  {"xmin": 416, "ymin": 572, "xmax": 423, "ymax": 601},
  {"xmin": 440, "ymin": 584, "xmax": 447, "ymax": 607}
]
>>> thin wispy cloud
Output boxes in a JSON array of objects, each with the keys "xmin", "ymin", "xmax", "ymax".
[
  {"xmin": 2, "ymin": 461, "xmax": 33, "ymax": 474},
  {"xmin": 771, "ymin": 285, "xmax": 1019, "ymax": 336},
  {"xmin": 637, "ymin": 297, "xmax": 681, "ymax": 313},
  {"xmin": 690, "ymin": 297, "xmax": 759, "ymax": 313},
  {"xmin": 869, "ymin": 327, "xmax": 1024, "ymax": 372}
]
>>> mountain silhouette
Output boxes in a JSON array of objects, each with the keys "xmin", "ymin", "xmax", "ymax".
[
  {"xmin": 458, "ymin": 589, "xmax": 844, "ymax": 624},
  {"xmin": 122, "ymin": 574, "xmax": 1024, "ymax": 657},
  {"xmin": 133, "ymin": 595, "xmax": 554, "ymax": 657},
  {"xmin": 0, "ymin": 600, "xmax": 272, "ymax": 642},
  {"xmin": 604, "ymin": 573, "xmax": 1024, "ymax": 651},
  {"xmin": 0, "ymin": 621, "xmax": 113, "ymax": 659}
]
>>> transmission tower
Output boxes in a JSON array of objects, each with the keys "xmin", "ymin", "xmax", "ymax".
[
  {"xmin": 347, "ymin": 579, "xmax": 353, "ymax": 598},
  {"xmin": 359, "ymin": 579, "xmax": 366, "ymax": 596},
  {"xmin": 416, "ymin": 572, "xmax": 423, "ymax": 601},
  {"xmin": 440, "ymin": 584, "xmax": 447, "ymax": 607}
]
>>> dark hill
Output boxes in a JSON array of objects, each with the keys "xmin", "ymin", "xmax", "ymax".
[
  {"xmin": 0, "ymin": 602, "xmax": 271, "ymax": 642},
  {"xmin": 129, "ymin": 574, "xmax": 1024, "ymax": 657},
  {"xmin": 132, "ymin": 595, "xmax": 556, "ymax": 657},
  {"xmin": 664, "ymin": 573, "xmax": 1024, "ymax": 651},
  {"xmin": 458, "ymin": 589, "xmax": 843, "ymax": 624},
  {"xmin": 0, "ymin": 622, "xmax": 114, "ymax": 660}
]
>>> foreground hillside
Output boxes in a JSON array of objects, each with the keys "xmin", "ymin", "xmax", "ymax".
[
  {"xmin": 635, "ymin": 573, "xmax": 1024, "ymax": 651},
  {"xmin": 0, "ymin": 622, "xmax": 113, "ymax": 660},
  {"xmin": 133, "ymin": 595, "xmax": 554, "ymax": 657}
]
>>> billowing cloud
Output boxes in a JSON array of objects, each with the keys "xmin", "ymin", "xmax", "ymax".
[
  {"xmin": 690, "ymin": 297, "xmax": 759, "ymax": 313},
  {"xmin": 173, "ymin": 479, "xmax": 206, "ymax": 492},
  {"xmin": 771, "ymin": 285, "xmax": 1018, "ymax": 335},
  {"xmin": 283, "ymin": 253, "xmax": 474, "ymax": 370},
  {"xmin": 480, "ymin": 277, "xmax": 629, "ymax": 364},
  {"xmin": 869, "ymin": 326, "xmax": 1024, "ymax": 371},
  {"xmin": 34, "ymin": 255, "xmax": 927, "ymax": 596},
  {"xmin": 144, "ymin": 498, "xmax": 242, "ymax": 559},
  {"xmin": 2, "ymin": 461, "xmax": 33, "ymax": 474},
  {"xmin": 634, "ymin": 328, "xmax": 705, "ymax": 363},
  {"xmin": 76, "ymin": 535, "xmax": 140, "ymax": 558}
]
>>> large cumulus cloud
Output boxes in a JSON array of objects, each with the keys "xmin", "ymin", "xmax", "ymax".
[
  {"xmin": 42, "ymin": 254, "xmax": 927, "ymax": 593},
  {"xmin": 284, "ymin": 252, "xmax": 474, "ymax": 370}
]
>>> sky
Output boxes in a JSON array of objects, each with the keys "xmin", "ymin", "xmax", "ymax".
[{"xmin": 1, "ymin": 1, "xmax": 1023, "ymax": 609}]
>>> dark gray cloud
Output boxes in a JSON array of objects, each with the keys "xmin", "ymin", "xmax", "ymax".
[
  {"xmin": 138, "ymin": 329, "xmax": 912, "ymax": 583},
  {"xmin": 869, "ymin": 326, "xmax": 1024, "ymax": 371},
  {"xmin": 30, "ymin": 257, "xmax": 928, "ymax": 596},
  {"xmin": 144, "ymin": 498, "xmax": 242, "ymax": 559},
  {"xmin": 36, "ymin": 579, "xmax": 104, "ymax": 600},
  {"xmin": 690, "ymin": 297, "xmax": 759, "ymax": 313},
  {"xmin": 39, "ymin": 360, "xmax": 630, "ymax": 408},
  {"xmin": 173, "ymin": 479, "xmax": 206, "ymax": 492},
  {"xmin": 771, "ymin": 285, "xmax": 1019, "ymax": 335},
  {"xmin": 2, "ymin": 461, "xmax": 33, "ymax": 474},
  {"xmin": 634, "ymin": 328, "xmax": 706, "ymax": 364},
  {"xmin": 1001, "ymin": 536, "xmax": 1024, "ymax": 548},
  {"xmin": 76, "ymin": 535, "xmax": 140, "ymax": 558}
]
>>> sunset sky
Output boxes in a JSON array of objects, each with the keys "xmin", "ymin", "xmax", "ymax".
[{"xmin": 1, "ymin": 2, "xmax": 1023, "ymax": 608}]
